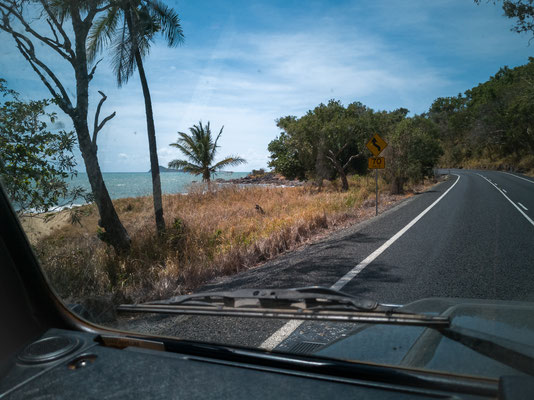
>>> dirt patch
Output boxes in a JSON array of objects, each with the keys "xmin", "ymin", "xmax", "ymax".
[{"xmin": 20, "ymin": 209, "xmax": 73, "ymax": 242}]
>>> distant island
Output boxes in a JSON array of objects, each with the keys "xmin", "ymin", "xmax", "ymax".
[{"xmin": 148, "ymin": 165, "xmax": 183, "ymax": 173}]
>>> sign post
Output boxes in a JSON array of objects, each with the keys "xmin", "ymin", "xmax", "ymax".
[
  {"xmin": 375, "ymin": 168, "xmax": 378, "ymax": 216},
  {"xmin": 366, "ymin": 134, "xmax": 388, "ymax": 216}
]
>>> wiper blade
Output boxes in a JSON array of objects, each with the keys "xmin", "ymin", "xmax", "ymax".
[
  {"xmin": 152, "ymin": 286, "xmax": 379, "ymax": 310},
  {"xmin": 117, "ymin": 286, "xmax": 450, "ymax": 327}
]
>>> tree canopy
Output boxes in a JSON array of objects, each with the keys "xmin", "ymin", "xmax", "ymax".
[
  {"xmin": 268, "ymin": 100, "xmax": 437, "ymax": 192},
  {"xmin": 0, "ymin": 79, "xmax": 86, "ymax": 214},
  {"xmin": 475, "ymin": 0, "xmax": 534, "ymax": 40},
  {"xmin": 430, "ymin": 58, "xmax": 534, "ymax": 170}
]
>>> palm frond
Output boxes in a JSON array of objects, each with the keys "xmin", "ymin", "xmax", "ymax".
[
  {"xmin": 146, "ymin": 0, "xmax": 185, "ymax": 47},
  {"xmin": 47, "ymin": 0, "xmax": 71, "ymax": 21},
  {"xmin": 111, "ymin": 19, "xmax": 136, "ymax": 86},
  {"xmin": 211, "ymin": 156, "xmax": 247, "ymax": 171},
  {"xmin": 169, "ymin": 142, "xmax": 202, "ymax": 164},
  {"xmin": 209, "ymin": 125, "xmax": 224, "ymax": 161},
  {"xmin": 168, "ymin": 159, "xmax": 203, "ymax": 174},
  {"xmin": 174, "ymin": 131, "xmax": 203, "ymax": 160},
  {"xmin": 169, "ymin": 121, "xmax": 244, "ymax": 179},
  {"xmin": 87, "ymin": 6, "xmax": 121, "ymax": 63}
]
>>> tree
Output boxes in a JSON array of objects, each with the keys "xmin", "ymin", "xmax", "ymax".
[
  {"xmin": 270, "ymin": 100, "xmax": 370, "ymax": 191},
  {"xmin": 0, "ymin": 79, "xmax": 86, "ymax": 215},
  {"xmin": 267, "ymin": 131, "xmax": 306, "ymax": 180},
  {"xmin": 428, "ymin": 94, "xmax": 471, "ymax": 166},
  {"xmin": 0, "ymin": 0, "xmax": 131, "ymax": 252},
  {"xmin": 168, "ymin": 121, "xmax": 246, "ymax": 184},
  {"xmin": 88, "ymin": 0, "xmax": 184, "ymax": 235},
  {"xmin": 311, "ymin": 101, "xmax": 363, "ymax": 191},
  {"xmin": 386, "ymin": 117, "xmax": 443, "ymax": 194},
  {"xmin": 475, "ymin": 0, "xmax": 534, "ymax": 41},
  {"xmin": 428, "ymin": 58, "xmax": 534, "ymax": 169}
]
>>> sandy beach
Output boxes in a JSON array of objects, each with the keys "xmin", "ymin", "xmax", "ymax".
[{"xmin": 20, "ymin": 209, "xmax": 73, "ymax": 243}]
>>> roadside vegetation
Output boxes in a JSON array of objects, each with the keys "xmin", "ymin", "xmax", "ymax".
[
  {"xmin": 31, "ymin": 176, "xmax": 431, "ymax": 303},
  {"xmin": 2, "ymin": 0, "xmax": 533, "ymax": 309},
  {"xmin": 0, "ymin": 79, "xmax": 89, "ymax": 215},
  {"xmin": 268, "ymin": 58, "xmax": 534, "ymax": 194},
  {"xmin": 268, "ymin": 101, "xmax": 443, "ymax": 194},
  {"xmin": 430, "ymin": 58, "xmax": 534, "ymax": 175}
]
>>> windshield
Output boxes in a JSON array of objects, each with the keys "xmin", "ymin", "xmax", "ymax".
[{"xmin": 1, "ymin": 0, "xmax": 533, "ymax": 381}]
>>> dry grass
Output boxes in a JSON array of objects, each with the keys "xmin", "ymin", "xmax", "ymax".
[
  {"xmin": 462, "ymin": 154, "xmax": 534, "ymax": 177},
  {"xmin": 31, "ymin": 176, "xmax": 430, "ymax": 304}
]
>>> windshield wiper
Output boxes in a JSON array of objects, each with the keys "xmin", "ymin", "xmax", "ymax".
[
  {"xmin": 117, "ymin": 286, "xmax": 450, "ymax": 327},
  {"xmin": 117, "ymin": 286, "xmax": 534, "ymax": 374}
]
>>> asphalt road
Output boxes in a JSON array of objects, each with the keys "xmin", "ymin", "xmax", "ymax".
[{"xmin": 117, "ymin": 170, "xmax": 534, "ymax": 349}]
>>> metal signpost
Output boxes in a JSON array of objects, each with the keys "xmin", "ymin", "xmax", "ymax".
[{"xmin": 366, "ymin": 134, "xmax": 388, "ymax": 216}]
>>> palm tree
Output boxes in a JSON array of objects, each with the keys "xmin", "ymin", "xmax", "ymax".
[
  {"xmin": 87, "ymin": 0, "xmax": 184, "ymax": 235},
  {"xmin": 169, "ymin": 122, "xmax": 246, "ymax": 184}
]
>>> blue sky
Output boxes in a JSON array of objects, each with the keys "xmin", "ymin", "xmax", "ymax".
[{"xmin": 1, "ymin": 0, "xmax": 532, "ymax": 172}]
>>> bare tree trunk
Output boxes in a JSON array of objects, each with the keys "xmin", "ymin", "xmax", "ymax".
[
  {"xmin": 315, "ymin": 141, "xmax": 327, "ymax": 191},
  {"xmin": 390, "ymin": 176, "xmax": 406, "ymax": 195},
  {"xmin": 134, "ymin": 50, "xmax": 165, "ymax": 235},
  {"xmin": 328, "ymin": 157, "xmax": 349, "ymax": 191},
  {"xmin": 338, "ymin": 166, "xmax": 350, "ymax": 191},
  {"xmin": 71, "ymin": 8, "xmax": 131, "ymax": 252},
  {"xmin": 124, "ymin": 5, "xmax": 165, "ymax": 235},
  {"xmin": 74, "ymin": 119, "xmax": 131, "ymax": 252},
  {"xmin": 325, "ymin": 146, "xmax": 358, "ymax": 192}
]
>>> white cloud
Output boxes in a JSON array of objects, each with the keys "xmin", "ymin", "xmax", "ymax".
[
  {"xmin": 3, "ymin": 1, "xmax": 532, "ymax": 172},
  {"xmin": 97, "ymin": 26, "xmax": 454, "ymax": 171}
]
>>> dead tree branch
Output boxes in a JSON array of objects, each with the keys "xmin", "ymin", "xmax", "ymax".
[{"xmin": 92, "ymin": 91, "xmax": 116, "ymax": 149}]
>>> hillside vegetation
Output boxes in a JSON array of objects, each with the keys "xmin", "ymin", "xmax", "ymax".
[
  {"xmin": 268, "ymin": 58, "xmax": 534, "ymax": 192},
  {"xmin": 431, "ymin": 58, "xmax": 534, "ymax": 174}
]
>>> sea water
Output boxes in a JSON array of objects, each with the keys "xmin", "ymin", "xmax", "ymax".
[{"xmin": 66, "ymin": 171, "xmax": 249, "ymax": 206}]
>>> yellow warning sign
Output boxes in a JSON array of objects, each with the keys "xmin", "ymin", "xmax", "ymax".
[
  {"xmin": 368, "ymin": 157, "xmax": 385, "ymax": 169},
  {"xmin": 366, "ymin": 134, "xmax": 388, "ymax": 157}
]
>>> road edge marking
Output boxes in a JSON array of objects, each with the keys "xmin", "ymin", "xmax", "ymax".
[
  {"xmin": 259, "ymin": 174, "xmax": 461, "ymax": 350},
  {"xmin": 477, "ymin": 174, "xmax": 534, "ymax": 227},
  {"xmin": 501, "ymin": 171, "xmax": 534, "ymax": 185},
  {"xmin": 330, "ymin": 174, "xmax": 461, "ymax": 290}
]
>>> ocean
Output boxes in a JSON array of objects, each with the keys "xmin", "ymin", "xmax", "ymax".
[{"xmin": 67, "ymin": 171, "xmax": 250, "ymax": 206}]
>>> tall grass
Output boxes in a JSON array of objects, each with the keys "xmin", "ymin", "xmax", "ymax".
[
  {"xmin": 33, "ymin": 176, "xmax": 418, "ymax": 303},
  {"xmin": 462, "ymin": 154, "xmax": 534, "ymax": 176}
]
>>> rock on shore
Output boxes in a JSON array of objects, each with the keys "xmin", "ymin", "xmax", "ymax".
[{"xmin": 218, "ymin": 172, "xmax": 304, "ymax": 187}]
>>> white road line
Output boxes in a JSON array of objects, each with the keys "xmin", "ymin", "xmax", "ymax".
[
  {"xmin": 259, "ymin": 174, "xmax": 462, "ymax": 350},
  {"xmin": 518, "ymin": 202, "xmax": 528, "ymax": 211},
  {"xmin": 501, "ymin": 171, "xmax": 534, "ymax": 185},
  {"xmin": 258, "ymin": 320, "xmax": 304, "ymax": 351},
  {"xmin": 477, "ymin": 174, "xmax": 534, "ymax": 227},
  {"xmin": 502, "ymin": 189, "xmax": 507, "ymax": 193},
  {"xmin": 331, "ymin": 174, "xmax": 461, "ymax": 290}
]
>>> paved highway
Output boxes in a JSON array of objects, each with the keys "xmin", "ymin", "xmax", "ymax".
[{"xmin": 118, "ymin": 170, "xmax": 534, "ymax": 349}]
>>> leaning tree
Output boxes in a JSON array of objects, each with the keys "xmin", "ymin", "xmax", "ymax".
[
  {"xmin": 0, "ymin": 0, "xmax": 131, "ymax": 252},
  {"xmin": 88, "ymin": 0, "xmax": 184, "ymax": 235}
]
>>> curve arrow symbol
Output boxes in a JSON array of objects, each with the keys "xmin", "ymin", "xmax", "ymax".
[{"xmin": 372, "ymin": 138, "xmax": 381, "ymax": 152}]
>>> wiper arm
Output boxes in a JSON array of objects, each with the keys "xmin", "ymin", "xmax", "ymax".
[
  {"xmin": 149, "ymin": 286, "xmax": 379, "ymax": 310},
  {"xmin": 437, "ymin": 325, "xmax": 534, "ymax": 376},
  {"xmin": 117, "ymin": 286, "xmax": 450, "ymax": 327}
]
